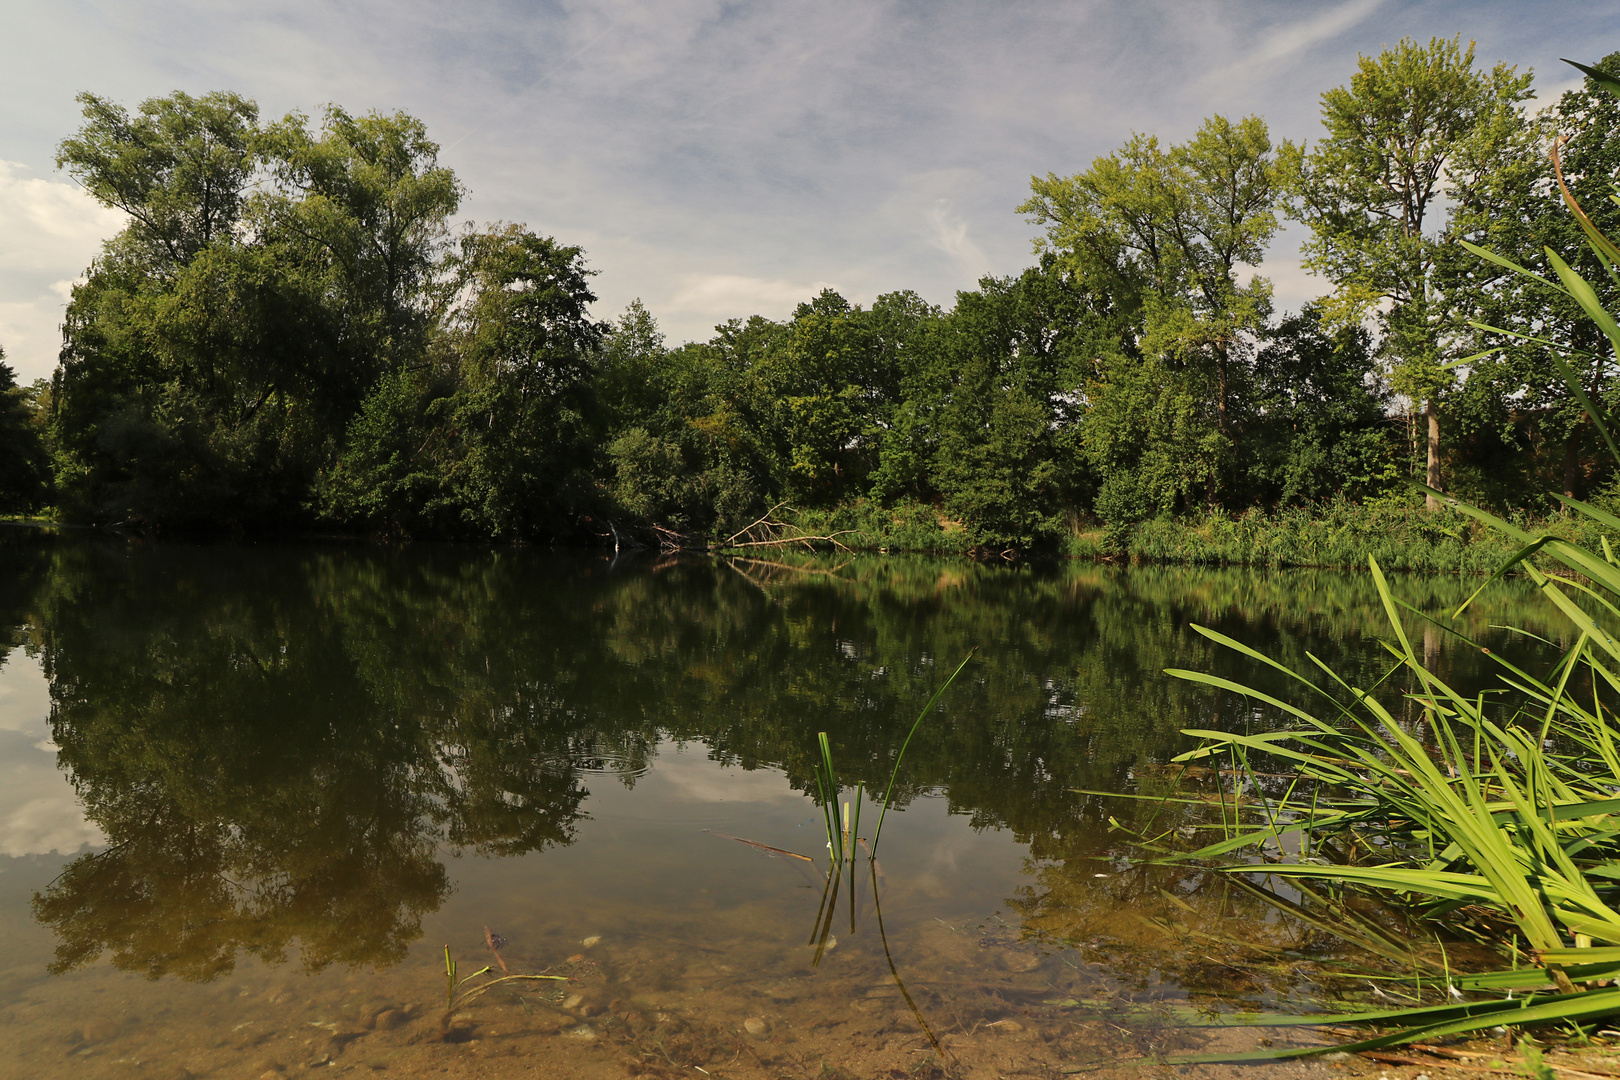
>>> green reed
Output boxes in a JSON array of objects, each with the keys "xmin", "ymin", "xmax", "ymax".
[
  {"xmin": 1126, "ymin": 68, "xmax": 1620, "ymax": 1057},
  {"xmin": 1114, "ymin": 69, "xmax": 1620, "ymax": 1062},
  {"xmin": 811, "ymin": 652, "xmax": 973, "ymax": 866},
  {"xmin": 442, "ymin": 944, "xmax": 566, "ymax": 1012}
]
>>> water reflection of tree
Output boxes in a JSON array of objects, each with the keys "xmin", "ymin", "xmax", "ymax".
[
  {"xmin": 10, "ymin": 539, "xmax": 1557, "ymax": 982},
  {"xmin": 26, "ymin": 543, "xmax": 612, "ymax": 980}
]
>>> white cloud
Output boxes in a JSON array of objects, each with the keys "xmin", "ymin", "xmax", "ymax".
[
  {"xmin": 1532, "ymin": 74, "xmax": 1588, "ymax": 111},
  {"xmin": 0, "ymin": 653, "xmax": 102, "ymax": 858},
  {"xmin": 1256, "ymin": 255, "xmax": 1330, "ymax": 318},
  {"xmin": 645, "ymin": 742, "xmax": 804, "ymax": 805},
  {"xmin": 0, "ymin": 651, "xmax": 51, "ymax": 735},
  {"xmin": 927, "ymin": 199, "xmax": 990, "ymax": 281},
  {"xmin": 1246, "ymin": 0, "xmax": 1387, "ymax": 68},
  {"xmin": 0, "ymin": 161, "xmax": 124, "ymax": 381},
  {"xmin": 0, "ymin": 795, "xmax": 105, "ymax": 858},
  {"xmin": 667, "ymin": 273, "xmax": 839, "ymax": 323},
  {"xmin": 0, "ymin": 1, "xmax": 1600, "ymax": 360}
]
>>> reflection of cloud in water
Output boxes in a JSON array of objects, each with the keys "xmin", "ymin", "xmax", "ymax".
[
  {"xmin": 0, "ymin": 652, "xmax": 102, "ymax": 856},
  {"xmin": 0, "ymin": 651, "xmax": 50, "ymax": 732},
  {"xmin": 645, "ymin": 743, "xmax": 805, "ymax": 805},
  {"xmin": 0, "ymin": 795, "xmax": 104, "ymax": 857}
]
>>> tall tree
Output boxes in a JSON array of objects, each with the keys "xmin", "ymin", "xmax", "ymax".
[
  {"xmin": 1286, "ymin": 35, "xmax": 1533, "ymax": 509},
  {"xmin": 442, "ymin": 224, "xmax": 608, "ymax": 538},
  {"xmin": 56, "ymin": 91, "xmax": 260, "ymax": 271},
  {"xmin": 0, "ymin": 350, "xmax": 51, "ymax": 513},
  {"xmin": 1446, "ymin": 53, "xmax": 1620, "ymax": 503},
  {"xmin": 51, "ymin": 93, "xmax": 466, "ymax": 531},
  {"xmin": 1020, "ymin": 114, "xmax": 1284, "ymax": 517}
]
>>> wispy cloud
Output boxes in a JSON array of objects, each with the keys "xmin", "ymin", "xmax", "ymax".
[
  {"xmin": 667, "ymin": 273, "xmax": 839, "ymax": 324},
  {"xmin": 927, "ymin": 199, "xmax": 990, "ymax": 282},
  {"xmin": 1249, "ymin": 0, "xmax": 1387, "ymax": 67},
  {"xmin": 0, "ymin": 1, "xmax": 1597, "ymax": 368}
]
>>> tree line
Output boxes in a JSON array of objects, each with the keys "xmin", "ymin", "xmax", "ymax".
[{"xmin": 2, "ymin": 37, "xmax": 1617, "ymax": 552}]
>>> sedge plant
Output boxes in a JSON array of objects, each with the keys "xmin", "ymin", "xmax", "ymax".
[
  {"xmin": 809, "ymin": 652, "xmax": 974, "ymax": 866},
  {"xmin": 1117, "ymin": 59, "xmax": 1620, "ymax": 1061}
]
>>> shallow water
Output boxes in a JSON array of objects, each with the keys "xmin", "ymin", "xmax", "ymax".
[{"xmin": 0, "ymin": 532, "xmax": 1567, "ymax": 1079}]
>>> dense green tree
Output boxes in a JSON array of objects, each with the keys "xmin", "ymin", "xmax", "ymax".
[
  {"xmin": 56, "ymin": 91, "xmax": 261, "ymax": 270},
  {"xmin": 1446, "ymin": 52, "xmax": 1620, "ymax": 505},
  {"xmin": 924, "ymin": 261, "xmax": 1105, "ymax": 549},
  {"xmin": 1286, "ymin": 36, "xmax": 1533, "ymax": 509},
  {"xmin": 31, "ymin": 57, "xmax": 1604, "ymax": 550},
  {"xmin": 0, "ymin": 351, "xmax": 51, "ymax": 513},
  {"xmin": 1245, "ymin": 309, "xmax": 1396, "ymax": 503},
  {"xmin": 50, "ymin": 93, "xmax": 465, "ymax": 532},
  {"xmin": 1021, "ymin": 114, "xmax": 1286, "ymax": 521},
  {"xmin": 442, "ymin": 224, "xmax": 608, "ymax": 538}
]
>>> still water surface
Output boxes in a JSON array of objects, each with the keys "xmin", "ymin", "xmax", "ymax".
[{"xmin": 0, "ymin": 533, "xmax": 1566, "ymax": 1079}]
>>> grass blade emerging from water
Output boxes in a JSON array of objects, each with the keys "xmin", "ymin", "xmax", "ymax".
[{"xmin": 870, "ymin": 652, "xmax": 975, "ymax": 857}]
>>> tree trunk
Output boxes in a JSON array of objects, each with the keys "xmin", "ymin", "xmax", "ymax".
[
  {"xmin": 1563, "ymin": 421, "xmax": 1584, "ymax": 500},
  {"xmin": 1424, "ymin": 399, "xmax": 1441, "ymax": 510}
]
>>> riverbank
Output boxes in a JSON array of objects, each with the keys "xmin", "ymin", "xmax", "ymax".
[
  {"xmin": 779, "ymin": 498, "xmax": 1607, "ymax": 574},
  {"xmin": 12, "ymin": 498, "xmax": 1609, "ymax": 577}
]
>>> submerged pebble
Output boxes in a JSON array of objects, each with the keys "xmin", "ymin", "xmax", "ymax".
[
  {"xmin": 373, "ymin": 1009, "xmax": 407, "ymax": 1031},
  {"xmin": 998, "ymin": 952, "xmax": 1041, "ymax": 973},
  {"xmin": 82, "ymin": 1019, "xmax": 119, "ymax": 1043}
]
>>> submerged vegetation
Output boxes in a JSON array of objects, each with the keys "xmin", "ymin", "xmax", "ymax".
[{"xmin": 3, "ymin": 39, "xmax": 1620, "ymax": 562}]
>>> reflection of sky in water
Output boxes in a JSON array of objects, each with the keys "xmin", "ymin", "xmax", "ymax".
[{"xmin": 0, "ymin": 650, "xmax": 102, "ymax": 857}]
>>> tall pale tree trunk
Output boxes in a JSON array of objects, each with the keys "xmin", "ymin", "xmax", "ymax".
[{"xmin": 1424, "ymin": 399, "xmax": 1441, "ymax": 510}]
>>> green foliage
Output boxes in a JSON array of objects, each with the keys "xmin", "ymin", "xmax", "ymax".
[
  {"xmin": 0, "ymin": 352, "xmax": 51, "ymax": 513},
  {"xmin": 1287, "ymin": 35, "xmax": 1535, "ymax": 502},
  {"xmin": 31, "ymin": 54, "xmax": 1620, "ymax": 551},
  {"xmin": 1245, "ymin": 309, "xmax": 1398, "ymax": 504},
  {"xmin": 1448, "ymin": 53, "xmax": 1620, "ymax": 503},
  {"xmin": 1023, "ymin": 114, "xmax": 1285, "ymax": 514},
  {"xmin": 437, "ymin": 225, "xmax": 607, "ymax": 539},
  {"xmin": 1146, "ymin": 64, "xmax": 1620, "ymax": 1056},
  {"xmin": 51, "ymin": 93, "xmax": 465, "ymax": 531}
]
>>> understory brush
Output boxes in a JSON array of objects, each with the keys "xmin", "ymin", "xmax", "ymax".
[{"xmin": 1095, "ymin": 498, "xmax": 1615, "ymax": 574}]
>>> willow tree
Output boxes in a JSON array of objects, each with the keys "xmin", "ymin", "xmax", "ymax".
[
  {"xmin": 1019, "ymin": 113, "xmax": 1284, "ymax": 519},
  {"xmin": 1286, "ymin": 35, "xmax": 1532, "ymax": 509}
]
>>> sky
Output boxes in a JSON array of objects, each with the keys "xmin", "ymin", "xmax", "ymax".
[{"xmin": 0, "ymin": 0, "xmax": 1614, "ymax": 383}]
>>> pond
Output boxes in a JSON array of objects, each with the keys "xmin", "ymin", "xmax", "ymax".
[{"xmin": 0, "ymin": 530, "xmax": 1568, "ymax": 1080}]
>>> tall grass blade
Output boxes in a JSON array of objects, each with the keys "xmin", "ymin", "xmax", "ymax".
[{"xmin": 870, "ymin": 653, "xmax": 974, "ymax": 856}]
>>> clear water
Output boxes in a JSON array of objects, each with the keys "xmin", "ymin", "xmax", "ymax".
[{"xmin": 0, "ymin": 531, "xmax": 1561, "ymax": 1079}]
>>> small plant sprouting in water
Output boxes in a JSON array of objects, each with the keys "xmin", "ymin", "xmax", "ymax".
[
  {"xmin": 442, "ymin": 942, "xmax": 567, "ymax": 1012},
  {"xmin": 805, "ymin": 653, "xmax": 974, "ymax": 968},
  {"xmin": 811, "ymin": 652, "xmax": 974, "ymax": 866}
]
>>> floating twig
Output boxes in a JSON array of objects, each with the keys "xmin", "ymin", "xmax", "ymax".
[
  {"xmin": 484, "ymin": 925, "xmax": 510, "ymax": 974},
  {"xmin": 701, "ymin": 829, "xmax": 815, "ymax": 862}
]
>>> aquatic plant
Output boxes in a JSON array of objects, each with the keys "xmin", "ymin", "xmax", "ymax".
[
  {"xmin": 442, "ymin": 943, "xmax": 566, "ymax": 1012},
  {"xmin": 811, "ymin": 652, "xmax": 974, "ymax": 865},
  {"xmin": 1141, "ymin": 61, "xmax": 1620, "ymax": 1058}
]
